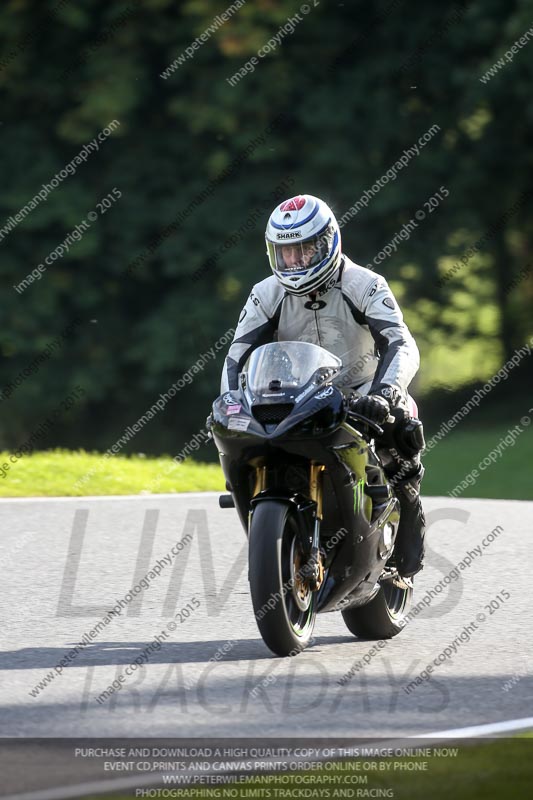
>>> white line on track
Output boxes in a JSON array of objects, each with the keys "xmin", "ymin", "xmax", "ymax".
[
  {"xmin": 3, "ymin": 716, "xmax": 533, "ymax": 800},
  {"xmin": 0, "ymin": 491, "xmax": 222, "ymax": 503},
  {"xmin": 418, "ymin": 715, "xmax": 533, "ymax": 738}
]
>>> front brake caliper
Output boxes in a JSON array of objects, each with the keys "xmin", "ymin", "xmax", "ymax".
[{"xmin": 299, "ymin": 547, "xmax": 325, "ymax": 591}]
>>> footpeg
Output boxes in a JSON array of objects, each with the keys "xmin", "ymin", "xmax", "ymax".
[{"xmin": 393, "ymin": 575, "xmax": 413, "ymax": 590}]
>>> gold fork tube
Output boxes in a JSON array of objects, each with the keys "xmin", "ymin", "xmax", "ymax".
[
  {"xmin": 309, "ymin": 463, "xmax": 325, "ymax": 519},
  {"xmin": 253, "ymin": 465, "xmax": 267, "ymax": 497}
]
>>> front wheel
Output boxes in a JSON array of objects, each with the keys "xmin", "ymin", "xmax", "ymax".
[
  {"xmin": 341, "ymin": 577, "xmax": 413, "ymax": 639},
  {"xmin": 249, "ymin": 500, "xmax": 316, "ymax": 656}
]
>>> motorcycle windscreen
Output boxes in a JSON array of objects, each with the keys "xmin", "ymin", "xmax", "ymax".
[{"xmin": 244, "ymin": 341, "xmax": 342, "ymax": 396}]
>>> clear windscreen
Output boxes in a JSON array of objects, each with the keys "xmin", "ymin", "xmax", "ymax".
[{"xmin": 244, "ymin": 342, "xmax": 342, "ymax": 394}]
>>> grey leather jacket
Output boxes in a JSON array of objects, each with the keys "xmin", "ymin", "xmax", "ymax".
[{"xmin": 221, "ymin": 256, "xmax": 419, "ymax": 400}]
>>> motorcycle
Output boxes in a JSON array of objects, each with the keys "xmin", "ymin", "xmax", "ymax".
[{"xmin": 208, "ymin": 341, "xmax": 413, "ymax": 657}]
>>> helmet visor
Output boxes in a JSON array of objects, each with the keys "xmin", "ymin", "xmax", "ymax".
[{"xmin": 267, "ymin": 225, "xmax": 335, "ymax": 273}]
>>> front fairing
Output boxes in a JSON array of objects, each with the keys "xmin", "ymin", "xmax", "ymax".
[
  {"xmin": 211, "ymin": 382, "xmax": 346, "ymax": 441},
  {"xmin": 212, "ymin": 341, "xmax": 344, "ymax": 440}
]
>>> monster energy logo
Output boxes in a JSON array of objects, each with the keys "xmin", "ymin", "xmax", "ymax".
[{"xmin": 353, "ymin": 478, "xmax": 365, "ymax": 513}]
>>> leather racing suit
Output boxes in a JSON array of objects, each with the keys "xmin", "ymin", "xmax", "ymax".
[
  {"xmin": 221, "ymin": 255, "xmax": 419, "ymax": 399},
  {"xmin": 221, "ymin": 255, "xmax": 426, "ymax": 577}
]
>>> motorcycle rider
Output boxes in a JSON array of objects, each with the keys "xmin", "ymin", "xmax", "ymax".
[{"xmin": 220, "ymin": 194, "xmax": 426, "ymax": 578}]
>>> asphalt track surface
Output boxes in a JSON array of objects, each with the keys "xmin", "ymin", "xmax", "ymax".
[{"xmin": 0, "ymin": 493, "xmax": 532, "ymax": 794}]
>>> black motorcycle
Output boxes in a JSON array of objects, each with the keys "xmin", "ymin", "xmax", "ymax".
[{"xmin": 209, "ymin": 341, "xmax": 413, "ymax": 657}]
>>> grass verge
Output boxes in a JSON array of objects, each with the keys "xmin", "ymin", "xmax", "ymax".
[
  {"xmin": 0, "ymin": 449, "xmax": 224, "ymax": 497},
  {"xmin": 422, "ymin": 422, "xmax": 533, "ymax": 499}
]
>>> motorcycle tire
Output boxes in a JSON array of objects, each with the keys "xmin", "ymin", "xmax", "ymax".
[
  {"xmin": 341, "ymin": 578, "xmax": 412, "ymax": 639},
  {"xmin": 249, "ymin": 500, "xmax": 316, "ymax": 656}
]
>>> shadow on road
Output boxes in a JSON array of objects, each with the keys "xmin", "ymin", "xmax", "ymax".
[{"xmin": 0, "ymin": 635, "xmax": 355, "ymax": 670}]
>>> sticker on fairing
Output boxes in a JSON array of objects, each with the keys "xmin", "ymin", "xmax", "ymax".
[
  {"xmin": 294, "ymin": 384, "xmax": 316, "ymax": 403},
  {"xmin": 315, "ymin": 385, "xmax": 334, "ymax": 400},
  {"xmin": 226, "ymin": 404, "xmax": 241, "ymax": 415},
  {"xmin": 228, "ymin": 416, "xmax": 250, "ymax": 431}
]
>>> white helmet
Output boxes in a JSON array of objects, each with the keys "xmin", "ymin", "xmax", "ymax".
[{"xmin": 265, "ymin": 194, "xmax": 341, "ymax": 296}]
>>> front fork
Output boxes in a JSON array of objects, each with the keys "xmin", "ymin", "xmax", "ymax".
[
  {"xmin": 305, "ymin": 463, "xmax": 325, "ymax": 590},
  {"xmin": 309, "ymin": 463, "xmax": 324, "ymax": 557},
  {"xmin": 252, "ymin": 461, "xmax": 325, "ymax": 591}
]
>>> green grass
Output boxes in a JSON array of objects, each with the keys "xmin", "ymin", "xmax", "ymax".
[
  {"xmin": 83, "ymin": 735, "xmax": 533, "ymax": 800},
  {"xmin": 0, "ymin": 449, "xmax": 225, "ymax": 497},
  {"xmin": 0, "ymin": 418, "xmax": 531, "ymax": 499},
  {"xmin": 423, "ymin": 422, "xmax": 533, "ymax": 499}
]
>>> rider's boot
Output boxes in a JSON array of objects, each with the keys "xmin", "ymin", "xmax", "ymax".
[{"xmin": 393, "ymin": 464, "xmax": 426, "ymax": 578}]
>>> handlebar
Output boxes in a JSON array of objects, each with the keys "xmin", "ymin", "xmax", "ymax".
[{"xmin": 346, "ymin": 411, "xmax": 395, "ymax": 438}]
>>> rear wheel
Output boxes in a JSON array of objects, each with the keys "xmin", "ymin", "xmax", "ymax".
[
  {"xmin": 341, "ymin": 576, "xmax": 412, "ymax": 639},
  {"xmin": 249, "ymin": 500, "xmax": 316, "ymax": 656}
]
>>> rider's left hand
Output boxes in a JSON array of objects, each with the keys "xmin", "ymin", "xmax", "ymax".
[{"xmin": 349, "ymin": 394, "xmax": 390, "ymax": 425}]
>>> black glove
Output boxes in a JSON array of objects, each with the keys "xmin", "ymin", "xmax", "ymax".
[{"xmin": 349, "ymin": 393, "xmax": 391, "ymax": 425}]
